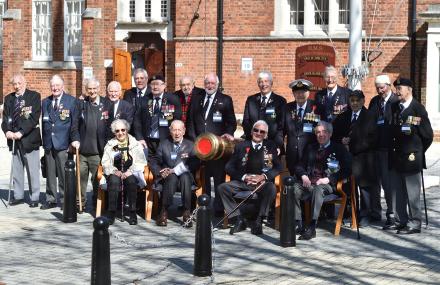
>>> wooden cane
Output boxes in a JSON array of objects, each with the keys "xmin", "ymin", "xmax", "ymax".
[{"xmin": 75, "ymin": 147, "xmax": 82, "ymax": 212}]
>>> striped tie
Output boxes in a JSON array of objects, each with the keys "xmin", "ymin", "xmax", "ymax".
[{"xmin": 12, "ymin": 95, "xmax": 22, "ymax": 128}]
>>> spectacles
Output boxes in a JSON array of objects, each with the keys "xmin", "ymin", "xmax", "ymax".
[
  {"xmin": 115, "ymin": 129, "xmax": 126, "ymax": 133},
  {"xmin": 252, "ymin": 128, "xmax": 267, "ymax": 134}
]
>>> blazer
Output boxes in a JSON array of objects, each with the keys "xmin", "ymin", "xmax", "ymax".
[
  {"xmin": 242, "ymin": 92, "xmax": 286, "ymax": 149},
  {"xmin": 123, "ymin": 87, "xmax": 152, "ymax": 111},
  {"xmin": 332, "ymin": 107, "xmax": 378, "ymax": 186},
  {"xmin": 225, "ymin": 140, "xmax": 282, "ymax": 182},
  {"xmin": 315, "ymin": 85, "xmax": 351, "ymax": 122},
  {"xmin": 368, "ymin": 92, "xmax": 399, "ymax": 149},
  {"xmin": 295, "ymin": 142, "xmax": 352, "ymax": 188},
  {"xmin": 133, "ymin": 92, "xmax": 182, "ymax": 141},
  {"xmin": 186, "ymin": 92, "xmax": 237, "ymax": 140},
  {"xmin": 1, "ymin": 89, "xmax": 42, "ymax": 153},
  {"xmin": 77, "ymin": 96, "xmax": 112, "ymax": 156},
  {"xmin": 279, "ymin": 99, "xmax": 318, "ymax": 174},
  {"xmin": 41, "ymin": 92, "xmax": 80, "ymax": 151},
  {"xmin": 389, "ymin": 99, "xmax": 433, "ymax": 174}
]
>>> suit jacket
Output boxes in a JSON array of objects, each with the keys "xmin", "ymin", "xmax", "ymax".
[
  {"xmin": 123, "ymin": 87, "xmax": 152, "ymax": 111},
  {"xmin": 174, "ymin": 86, "xmax": 204, "ymax": 127},
  {"xmin": 279, "ymin": 99, "xmax": 317, "ymax": 174},
  {"xmin": 332, "ymin": 107, "xmax": 378, "ymax": 186},
  {"xmin": 368, "ymin": 92, "xmax": 399, "ymax": 149},
  {"xmin": 77, "ymin": 96, "xmax": 112, "ymax": 156},
  {"xmin": 41, "ymin": 92, "xmax": 80, "ymax": 151},
  {"xmin": 225, "ymin": 140, "xmax": 282, "ymax": 182},
  {"xmin": 133, "ymin": 92, "xmax": 182, "ymax": 141},
  {"xmin": 390, "ymin": 99, "xmax": 433, "ymax": 174},
  {"xmin": 1, "ymin": 89, "xmax": 42, "ymax": 153},
  {"xmin": 315, "ymin": 85, "xmax": 351, "ymax": 122},
  {"xmin": 187, "ymin": 92, "xmax": 237, "ymax": 140},
  {"xmin": 242, "ymin": 92, "xmax": 286, "ymax": 149},
  {"xmin": 295, "ymin": 142, "xmax": 352, "ymax": 188}
]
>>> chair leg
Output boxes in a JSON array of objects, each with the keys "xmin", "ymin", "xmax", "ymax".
[
  {"xmin": 96, "ymin": 188, "xmax": 104, "ymax": 217},
  {"xmin": 334, "ymin": 200, "xmax": 346, "ymax": 236},
  {"xmin": 145, "ymin": 189, "xmax": 153, "ymax": 222}
]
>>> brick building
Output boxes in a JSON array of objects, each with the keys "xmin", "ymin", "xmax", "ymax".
[{"xmin": 0, "ymin": 0, "xmax": 439, "ymax": 139}]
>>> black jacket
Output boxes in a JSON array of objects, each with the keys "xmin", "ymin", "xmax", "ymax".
[
  {"xmin": 315, "ymin": 85, "xmax": 351, "ymax": 122},
  {"xmin": 368, "ymin": 92, "xmax": 399, "ymax": 149}
]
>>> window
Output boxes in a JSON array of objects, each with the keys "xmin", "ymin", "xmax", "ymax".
[
  {"xmin": 0, "ymin": 0, "xmax": 6, "ymax": 61},
  {"xmin": 273, "ymin": 0, "xmax": 350, "ymax": 37},
  {"xmin": 160, "ymin": 0, "xmax": 168, "ymax": 19},
  {"xmin": 32, "ymin": 0, "xmax": 52, "ymax": 60},
  {"xmin": 129, "ymin": 0, "xmax": 135, "ymax": 21},
  {"xmin": 145, "ymin": 0, "xmax": 151, "ymax": 19},
  {"xmin": 64, "ymin": 0, "xmax": 84, "ymax": 61}
]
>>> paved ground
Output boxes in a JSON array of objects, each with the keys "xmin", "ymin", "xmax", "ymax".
[{"xmin": 0, "ymin": 129, "xmax": 440, "ymax": 284}]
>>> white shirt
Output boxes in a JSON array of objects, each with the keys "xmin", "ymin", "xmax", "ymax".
[
  {"xmin": 113, "ymin": 100, "xmax": 120, "ymax": 117},
  {"xmin": 400, "ymin": 97, "xmax": 413, "ymax": 111},
  {"xmin": 352, "ymin": 109, "xmax": 361, "ymax": 121},
  {"xmin": 53, "ymin": 94, "xmax": 63, "ymax": 108},
  {"xmin": 153, "ymin": 93, "xmax": 164, "ymax": 112},
  {"xmin": 204, "ymin": 92, "xmax": 216, "ymax": 119},
  {"xmin": 327, "ymin": 86, "xmax": 338, "ymax": 97},
  {"xmin": 383, "ymin": 91, "xmax": 393, "ymax": 104},
  {"xmin": 260, "ymin": 92, "xmax": 272, "ymax": 104},
  {"xmin": 137, "ymin": 87, "xmax": 148, "ymax": 97},
  {"xmin": 297, "ymin": 101, "xmax": 307, "ymax": 118}
]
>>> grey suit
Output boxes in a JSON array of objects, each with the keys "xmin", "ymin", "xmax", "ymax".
[{"xmin": 149, "ymin": 138, "xmax": 199, "ymax": 210}]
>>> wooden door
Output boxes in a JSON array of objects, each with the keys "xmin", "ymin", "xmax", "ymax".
[
  {"xmin": 113, "ymin": 48, "xmax": 132, "ymax": 93},
  {"xmin": 144, "ymin": 47, "xmax": 164, "ymax": 77}
]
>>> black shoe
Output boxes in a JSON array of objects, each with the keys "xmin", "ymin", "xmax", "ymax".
[
  {"xmin": 29, "ymin": 202, "xmax": 39, "ymax": 208},
  {"xmin": 397, "ymin": 226, "xmax": 421, "ymax": 235},
  {"xmin": 251, "ymin": 222, "xmax": 263, "ymax": 235},
  {"xmin": 295, "ymin": 224, "xmax": 305, "ymax": 235},
  {"xmin": 9, "ymin": 198, "xmax": 24, "ymax": 206},
  {"xmin": 182, "ymin": 210, "xmax": 193, "ymax": 228},
  {"xmin": 107, "ymin": 211, "xmax": 116, "ymax": 225},
  {"xmin": 214, "ymin": 211, "xmax": 224, "ymax": 218},
  {"xmin": 382, "ymin": 221, "xmax": 404, "ymax": 231},
  {"xmin": 40, "ymin": 202, "xmax": 57, "ymax": 210},
  {"xmin": 229, "ymin": 218, "xmax": 246, "ymax": 235},
  {"xmin": 298, "ymin": 227, "xmax": 316, "ymax": 240},
  {"xmin": 127, "ymin": 212, "xmax": 137, "ymax": 225}
]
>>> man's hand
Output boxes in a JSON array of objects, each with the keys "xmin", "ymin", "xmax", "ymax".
[
  {"xmin": 71, "ymin": 141, "xmax": 80, "ymax": 149},
  {"xmin": 245, "ymin": 174, "xmax": 265, "ymax": 185},
  {"xmin": 5, "ymin": 131, "xmax": 14, "ymax": 140},
  {"xmin": 315, "ymin": 177, "xmax": 330, "ymax": 185},
  {"xmin": 160, "ymin": 168, "xmax": 174, "ymax": 179},
  {"xmin": 301, "ymin": 175, "xmax": 312, "ymax": 188},
  {"xmin": 221, "ymin": 133, "xmax": 234, "ymax": 142},
  {"xmin": 114, "ymin": 170, "xmax": 123, "ymax": 177},
  {"xmin": 341, "ymin": 137, "xmax": 350, "ymax": 145},
  {"xmin": 139, "ymin": 139, "xmax": 147, "ymax": 148},
  {"xmin": 13, "ymin": 132, "xmax": 23, "ymax": 140},
  {"xmin": 121, "ymin": 170, "xmax": 132, "ymax": 179}
]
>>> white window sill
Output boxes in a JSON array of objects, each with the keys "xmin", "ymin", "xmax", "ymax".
[{"xmin": 23, "ymin": 61, "xmax": 82, "ymax": 70}]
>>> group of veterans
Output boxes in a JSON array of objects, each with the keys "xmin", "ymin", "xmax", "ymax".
[{"xmin": 1, "ymin": 65, "xmax": 433, "ymax": 239}]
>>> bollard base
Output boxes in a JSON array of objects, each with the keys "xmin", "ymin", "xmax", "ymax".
[
  {"xmin": 63, "ymin": 217, "xmax": 77, "ymax": 223},
  {"xmin": 280, "ymin": 241, "xmax": 296, "ymax": 248},
  {"xmin": 194, "ymin": 270, "xmax": 212, "ymax": 277}
]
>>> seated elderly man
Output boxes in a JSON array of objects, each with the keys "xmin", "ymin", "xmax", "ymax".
[
  {"xmin": 101, "ymin": 119, "xmax": 147, "ymax": 225},
  {"xmin": 149, "ymin": 120, "xmax": 199, "ymax": 227},
  {"xmin": 218, "ymin": 120, "xmax": 282, "ymax": 235},
  {"xmin": 294, "ymin": 121, "xmax": 352, "ymax": 240}
]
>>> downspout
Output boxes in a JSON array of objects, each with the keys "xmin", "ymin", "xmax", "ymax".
[
  {"xmin": 217, "ymin": 0, "xmax": 224, "ymax": 91},
  {"xmin": 410, "ymin": 0, "xmax": 418, "ymax": 100}
]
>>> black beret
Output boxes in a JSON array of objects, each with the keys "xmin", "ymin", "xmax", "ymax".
[
  {"xmin": 349, "ymin": 90, "xmax": 365, "ymax": 99},
  {"xmin": 148, "ymin": 74, "xmax": 165, "ymax": 84},
  {"xmin": 393, "ymin": 77, "xmax": 412, "ymax": 88},
  {"xmin": 289, "ymin": 79, "xmax": 313, "ymax": 91}
]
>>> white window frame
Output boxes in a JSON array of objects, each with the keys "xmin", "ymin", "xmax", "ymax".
[
  {"xmin": 272, "ymin": 0, "xmax": 349, "ymax": 37},
  {"xmin": 0, "ymin": 0, "xmax": 6, "ymax": 61},
  {"xmin": 32, "ymin": 0, "xmax": 52, "ymax": 61},
  {"xmin": 64, "ymin": 0, "xmax": 84, "ymax": 61}
]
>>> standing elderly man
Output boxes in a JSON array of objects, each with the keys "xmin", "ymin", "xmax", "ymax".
[
  {"xmin": 174, "ymin": 75, "xmax": 204, "ymax": 127},
  {"xmin": 242, "ymin": 71, "xmax": 286, "ymax": 152},
  {"xmin": 218, "ymin": 120, "xmax": 282, "ymax": 235},
  {"xmin": 293, "ymin": 121, "xmax": 352, "ymax": 240},
  {"xmin": 280, "ymin": 79, "xmax": 318, "ymax": 176},
  {"xmin": 41, "ymin": 74, "xmax": 80, "ymax": 210},
  {"xmin": 1, "ymin": 74, "xmax": 42, "ymax": 207},
  {"xmin": 124, "ymin": 68, "xmax": 150, "ymax": 111},
  {"xmin": 134, "ymin": 74, "xmax": 182, "ymax": 155},
  {"xmin": 106, "ymin": 81, "xmax": 134, "ymax": 141},
  {"xmin": 368, "ymin": 74, "xmax": 400, "ymax": 229},
  {"xmin": 187, "ymin": 72, "xmax": 237, "ymax": 215},
  {"xmin": 315, "ymin": 65, "xmax": 351, "ymax": 122},
  {"xmin": 389, "ymin": 78, "xmax": 433, "ymax": 234},
  {"xmin": 77, "ymin": 78, "xmax": 111, "ymax": 212},
  {"xmin": 149, "ymin": 120, "xmax": 199, "ymax": 227}
]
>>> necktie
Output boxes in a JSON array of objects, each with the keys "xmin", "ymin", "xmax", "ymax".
[
  {"xmin": 379, "ymin": 98, "xmax": 385, "ymax": 117},
  {"xmin": 13, "ymin": 95, "xmax": 22, "ymax": 127},
  {"xmin": 153, "ymin": 97, "xmax": 161, "ymax": 115},
  {"xmin": 54, "ymin": 98, "xmax": 59, "ymax": 111},
  {"xmin": 202, "ymin": 95, "xmax": 211, "ymax": 118},
  {"xmin": 174, "ymin": 142, "xmax": 181, "ymax": 152},
  {"xmin": 261, "ymin": 96, "xmax": 267, "ymax": 109},
  {"xmin": 352, "ymin": 113, "xmax": 357, "ymax": 122},
  {"xmin": 298, "ymin": 107, "xmax": 303, "ymax": 120},
  {"xmin": 399, "ymin": 103, "xmax": 404, "ymax": 112},
  {"xmin": 328, "ymin": 92, "xmax": 333, "ymax": 98},
  {"xmin": 255, "ymin": 143, "xmax": 261, "ymax": 151},
  {"xmin": 137, "ymin": 89, "xmax": 142, "ymax": 98}
]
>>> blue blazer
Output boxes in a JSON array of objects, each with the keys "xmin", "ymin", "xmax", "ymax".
[{"xmin": 41, "ymin": 93, "xmax": 80, "ymax": 151}]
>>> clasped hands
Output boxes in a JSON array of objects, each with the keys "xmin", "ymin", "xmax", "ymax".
[
  {"xmin": 301, "ymin": 175, "xmax": 329, "ymax": 188},
  {"xmin": 160, "ymin": 168, "xmax": 174, "ymax": 179},
  {"xmin": 244, "ymin": 174, "xmax": 266, "ymax": 186},
  {"xmin": 114, "ymin": 170, "xmax": 133, "ymax": 179}
]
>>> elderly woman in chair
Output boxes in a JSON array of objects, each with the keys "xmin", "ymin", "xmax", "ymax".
[{"xmin": 101, "ymin": 119, "xmax": 147, "ymax": 225}]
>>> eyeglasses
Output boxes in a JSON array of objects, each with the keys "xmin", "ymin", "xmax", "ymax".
[
  {"xmin": 252, "ymin": 128, "xmax": 267, "ymax": 134},
  {"xmin": 115, "ymin": 129, "xmax": 126, "ymax": 133}
]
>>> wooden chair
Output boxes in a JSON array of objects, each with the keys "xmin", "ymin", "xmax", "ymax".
[
  {"xmin": 95, "ymin": 165, "xmax": 152, "ymax": 221},
  {"xmin": 304, "ymin": 175, "xmax": 357, "ymax": 236}
]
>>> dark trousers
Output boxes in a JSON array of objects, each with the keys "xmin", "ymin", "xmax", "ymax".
[
  {"xmin": 218, "ymin": 180, "xmax": 276, "ymax": 219},
  {"xmin": 45, "ymin": 149, "xmax": 68, "ymax": 204},
  {"xmin": 107, "ymin": 174, "xmax": 138, "ymax": 212},
  {"xmin": 293, "ymin": 183, "xmax": 333, "ymax": 221},
  {"xmin": 375, "ymin": 150, "xmax": 395, "ymax": 219},
  {"xmin": 204, "ymin": 159, "xmax": 226, "ymax": 212},
  {"xmin": 161, "ymin": 172, "xmax": 193, "ymax": 211}
]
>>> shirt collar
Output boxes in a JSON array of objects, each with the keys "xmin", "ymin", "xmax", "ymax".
[
  {"xmin": 260, "ymin": 92, "xmax": 272, "ymax": 100},
  {"xmin": 321, "ymin": 141, "xmax": 331, "ymax": 149},
  {"xmin": 251, "ymin": 141, "xmax": 263, "ymax": 148},
  {"xmin": 138, "ymin": 87, "xmax": 148, "ymax": 96},
  {"xmin": 383, "ymin": 91, "xmax": 392, "ymax": 103},
  {"xmin": 297, "ymin": 101, "xmax": 307, "ymax": 110},
  {"xmin": 401, "ymin": 97, "xmax": 412, "ymax": 110},
  {"xmin": 352, "ymin": 109, "xmax": 361, "ymax": 117},
  {"xmin": 328, "ymin": 86, "xmax": 337, "ymax": 95}
]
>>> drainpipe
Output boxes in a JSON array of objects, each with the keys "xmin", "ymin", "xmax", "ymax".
[
  {"xmin": 410, "ymin": 0, "xmax": 418, "ymax": 100},
  {"xmin": 217, "ymin": 0, "xmax": 224, "ymax": 91}
]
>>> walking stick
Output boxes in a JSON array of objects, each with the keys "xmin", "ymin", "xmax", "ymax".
[
  {"xmin": 214, "ymin": 181, "xmax": 267, "ymax": 229},
  {"xmin": 421, "ymin": 170, "xmax": 428, "ymax": 228},
  {"xmin": 75, "ymin": 147, "xmax": 82, "ymax": 213},
  {"xmin": 6, "ymin": 139, "xmax": 15, "ymax": 208}
]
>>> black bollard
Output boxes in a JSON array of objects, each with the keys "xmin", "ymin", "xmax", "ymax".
[
  {"xmin": 91, "ymin": 217, "xmax": 111, "ymax": 285},
  {"xmin": 193, "ymin": 194, "xmax": 212, "ymax": 277},
  {"xmin": 63, "ymin": 159, "xmax": 77, "ymax": 223},
  {"xmin": 280, "ymin": 176, "xmax": 296, "ymax": 247}
]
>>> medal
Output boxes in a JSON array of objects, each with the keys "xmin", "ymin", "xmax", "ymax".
[{"xmin": 408, "ymin": 153, "xmax": 415, "ymax": 161}]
